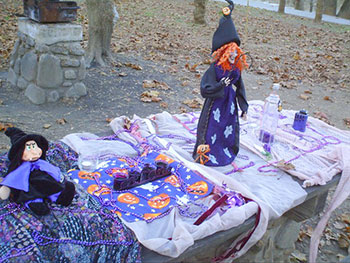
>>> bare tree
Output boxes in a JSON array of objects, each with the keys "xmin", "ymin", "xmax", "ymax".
[
  {"xmin": 338, "ymin": 0, "xmax": 350, "ymax": 18},
  {"xmin": 193, "ymin": 0, "xmax": 208, "ymax": 24},
  {"xmin": 315, "ymin": 0, "xmax": 324, "ymax": 22},
  {"xmin": 278, "ymin": 0, "xmax": 286, "ymax": 13},
  {"xmin": 323, "ymin": 0, "xmax": 337, "ymax": 15},
  {"xmin": 85, "ymin": 0, "xmax": 119, "ymax": 67}
]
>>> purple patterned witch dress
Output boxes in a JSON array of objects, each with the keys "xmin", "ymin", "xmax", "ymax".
[{"xmin": 193, "ymin": 62, "xmax": 248, "ymax": 166}]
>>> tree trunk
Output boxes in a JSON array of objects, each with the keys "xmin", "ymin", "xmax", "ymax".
[
  {"xmin": 85, "ymin": 0, "xmax": 118, "ymax": 67},
  {"xmin": 338, "ymin": 0, "xmax": 350, "ymax": 19},
  {"xmin": 278, "ymin": 0, "xmax": 286, "ymax": 13},
  {"xmin": 193, "ymin": 0, "xmax": 208, "ymax": 24},
  {"xmin": 314, "ymin": 0, "xmax": 324, "ymax": 22},
  {"xmin": 323, "ymin": 0, "xmax": 337, "ymax": 15},
  {"xmin": 295, "ymin": 0, "xmax": 304, "ymax": 10}
]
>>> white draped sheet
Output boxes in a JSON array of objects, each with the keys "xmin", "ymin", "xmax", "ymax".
[{"xmin": 61, "ymin": 100, "xmax": 350, "ymax": 261}]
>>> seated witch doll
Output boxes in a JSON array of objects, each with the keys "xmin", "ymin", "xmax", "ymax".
[
  {"xmin": 193, "ymin": 0, "xmax": 249, "ymax": 167},
  {"xmin": 0, "ymin": 127, "xmax": 75, "ymax": 216}
]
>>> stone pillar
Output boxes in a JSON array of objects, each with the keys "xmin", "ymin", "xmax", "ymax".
[{"xmin": 8, "ymin": 18, "xmax": 87, "ymax": 104}]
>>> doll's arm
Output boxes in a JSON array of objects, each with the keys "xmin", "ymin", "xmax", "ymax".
[
  {"xmin": 200, "ymin": 64, "xmax": 226, "ymax": 99},
  {"xmin": 234, "ymin": 76, "xmax": 249, "ymax": 116},
  {"xmin": 0, "ymin": 185, "xmax": 11, "ymax": 200}
]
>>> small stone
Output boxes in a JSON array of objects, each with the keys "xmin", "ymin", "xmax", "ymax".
[
  {"xmin": 21, "ymin": 51, "xmax": 38, "ymax": 82},
  {"xmin": 37, "ymin": 54, "xmax": 63, "ymax": 88},
  {"xmin": 62, "ymin": 81, "xmax": 73, "ymax": 87},
  {"xmin": 66, "ymin": 82, "xmax": 87, "ymax": 98},
  {"xmin": 26, "ymin": 36, "xmax": 35, "ymax": 47},
  {"xmin": 14, "ymin": 58, "xmax": 21, "ymax": 74},
  {"xmin": 17, "ymin": 77, "xmax": 28, "ymax": 90},
  {"xmin": 18, "ymin": 46, "xmax": 26, "ymax": 56},
  {"xmin": 64, "ymin": 69, "xmax": 77, "ymax": 80},
  {"xmin": 25, "ymin": 84, "xmax": 46, "ymax": 104},
  {"xmin": 69, "ymin": 42, "xmax": 85, "ymax": 56},
  {"xmin": 47, "ymin": 90, "xmax": 60, "ymax": 102},
  {"xmin": 35, "ymin": 43, "xmax": 49, "ymax": 53},
  {"xmin": 61, "ymin": 58, "xmax": 80, "ymax": 67},
  {"xmin": 50, "ymin": 45, "xmax": 69, "ymax": 55},
  {"xmin": 78, "ymin": 57, "xmax": 86, "ymax": 80},
  {"xmin": 7, "ymin": 68, "xmax": 18, "ymax": 86}
]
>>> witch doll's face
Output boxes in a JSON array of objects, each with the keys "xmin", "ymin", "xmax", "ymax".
[
  {"xmin": 22, "ymin": 140, "xmax": 42, "ymax": 162},
  {"xmin": 228, "ymin": 50, "xmax": 237, "ymax": 64}
]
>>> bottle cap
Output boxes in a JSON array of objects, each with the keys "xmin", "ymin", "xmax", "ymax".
[{"xmin": 272, "ymin": 83, "xmax": 280, "ymax": 91}]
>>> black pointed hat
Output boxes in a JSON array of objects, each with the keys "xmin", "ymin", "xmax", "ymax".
[
  {"xmin": 5, "ymin": 127, "xmax": 48, "ymax": 161},
  {"xmin": 211, "ymin": 0, "xmax": 241, "ymax": 53}
]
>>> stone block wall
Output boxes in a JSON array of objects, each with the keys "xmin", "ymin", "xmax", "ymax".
[{"xmin": 7, "ymin": 18, "xmax": 87, "ymax": 104}]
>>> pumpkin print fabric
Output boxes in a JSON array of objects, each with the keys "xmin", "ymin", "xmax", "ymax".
[{"xmin": 69, "ymin": 150, "xmax": 214, "ymax": 223}]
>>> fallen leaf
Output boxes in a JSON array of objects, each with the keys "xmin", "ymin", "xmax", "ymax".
[
  {"xmin": 0, "ymin": 122, "xmax": 14, "ymax": 131},
  {"xmin": 43, "ymin": 124, "xmax": 51, "ymax": 129},
  {"xmin": 276, "ymin": 160, "xmax": 295, "ymax": 170},
  {"xmin": 179, "ymin": 106, "xmax": 187, "ymax": 113},
  {"xmin": 343, "ymin": 118, "xmax": 350, "ymax": 128},
  {"xmin": 125, "ymin": 63, "xmax": 142, "ymax": 70},
  {"xmin": 313, "ymin": 111, "xmax": 331, "ymax": 125},
  {"xmin": 185, "ymin": 63, "xmax": 200, "ymax": 72},
  {"xmin": 338, "ymin": 233, "xmax": 350, "ymax": 248},
  {"xmin": 334, "ymin": 221, "xmax": 346, "ymax": 230},
  {"xmin": 119, "ymin": 72, "xmax": 128, "ymax": 77},
  {"xmin": 341, "ymin": 213, "xmax": 350, "ymax": 224},
  {"xmin": 300, "ymin": 94, "xmax": 310, "ymax": 100},
  {"xmin": 160, "ymin": 102, "xmax": 168, "ymax": 108},
  {"xmin": 293, "ymin": 52, "xmax": 301, "ymax": 61},
  {"xmin": 142, "ymin": 80, "xmax": 170, "ymax": 90},
  {"xmin": 304, "ymin": 90, "xmax": 312, "ymax": 94},
  {"xmin": 290, "ymin": 251, "xmax": 307, "ymax": 262},
  {"xmin": 182, "ymin": 98, "xmax": 202, "ymax": 109},
  {"xmin": 323, "ymin": 96, "xmax": 333, "ymax": 102},
  {"xmin": 123, "ymin": 118, "xmax": 131, "ymax": 130},
  {"xmin": 140, "ymin": 90, "xmax": 162, "ymax": 103},
  {"xmin": 56, "ymin": 118, "xmax": 67, "ymax": 125}
]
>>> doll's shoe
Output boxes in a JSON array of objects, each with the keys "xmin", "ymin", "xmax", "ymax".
[
  {"xmin": 56, "ymin": 181, "xmax": 75, "ymax": 206},
  {"xmin": 28, "ymin": 202, "xmax": 50, "ymax": 216}
]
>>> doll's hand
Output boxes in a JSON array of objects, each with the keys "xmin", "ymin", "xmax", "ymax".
[
  {"xmin": 0, "ymin": 185, "xmax": 11, "ymax": 200},
  {"xmin": 220, "ymin": 77, "xmax": 231, "ymax": 87},
  {"xmin": 241, "ymin": 112, "xmax": 247, "ymax": 121}
]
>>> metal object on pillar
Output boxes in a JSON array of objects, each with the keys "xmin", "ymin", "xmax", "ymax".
[{"xmin": 23, "ymin": 0, "xmax": 80, "ymax": 23}]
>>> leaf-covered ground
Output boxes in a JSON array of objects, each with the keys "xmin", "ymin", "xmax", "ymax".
[{"xmin": 0, "ymin": 0, "xmax": 350, "ymax": 262}]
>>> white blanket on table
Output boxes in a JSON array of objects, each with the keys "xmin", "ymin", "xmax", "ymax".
[{"xmin": 61, "ymin": 100, "xmax": 350, "ymax": 261}]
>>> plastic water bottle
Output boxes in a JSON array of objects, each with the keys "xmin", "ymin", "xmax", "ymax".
[{"xmin": 259, "ymin": 83, "xmax": 281, "ymax": 145}]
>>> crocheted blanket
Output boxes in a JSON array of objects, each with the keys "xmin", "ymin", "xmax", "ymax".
[{"xmin": 0, "ymin": 142, "xmax": 141, "ymax": 263}]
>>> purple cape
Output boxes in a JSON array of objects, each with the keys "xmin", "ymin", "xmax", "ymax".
[{"xmin": 1, "ymin": 159, "xmax": 61, "ymax": 192}]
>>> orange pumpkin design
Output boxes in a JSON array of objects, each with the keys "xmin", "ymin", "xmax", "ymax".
[
  {"xmin": 118, "ymin": 158, "xmax": 136, "ymax": 168},
  {"xmin": 111, "ymin": 210, "xmax": 122, "ymax": 218},
  {"xmin": 107, "ymin": 168, "xmax": 128, "ymax": 178},
  {"xmin": 87, "ymin": 184, "xmax": 111, "ymax": 196},
  {"xmin": 155, "ymin": 154, "xmax": 174, "ymax": 164},
  {"xmin": 164, "ymin": 175, "xmax": 180, "ymax": 187},
  {"xmin": 143, "ymin": 213, "xmax": 162, "ymax": 220},
  {"xmin": 148, "ymin": 193, "xmax": 170, "ymax": 209},
  {"xmin": 117, "ymin": 193, "xmax": 140, "ymax": 204},
  {"xmin": 78, "ymin": 171, "xmax": 101, "ymax": 180},
  {"xmin": 187, "ymin": 181, "xmax": 209, "ymax": 195}
]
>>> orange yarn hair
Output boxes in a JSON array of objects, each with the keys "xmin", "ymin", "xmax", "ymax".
[{"xmin": 212, "ymin": 42, "xmax": 248, "ymax": 72}]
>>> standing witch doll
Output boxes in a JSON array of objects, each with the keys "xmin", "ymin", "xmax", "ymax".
[
  {"xmin": 193, "ymin": 0, "xmax": 249, "ymax": 167},
  {"xmin": 0, "ymin": 127, "xmax": 75, "ymax": 216}
]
